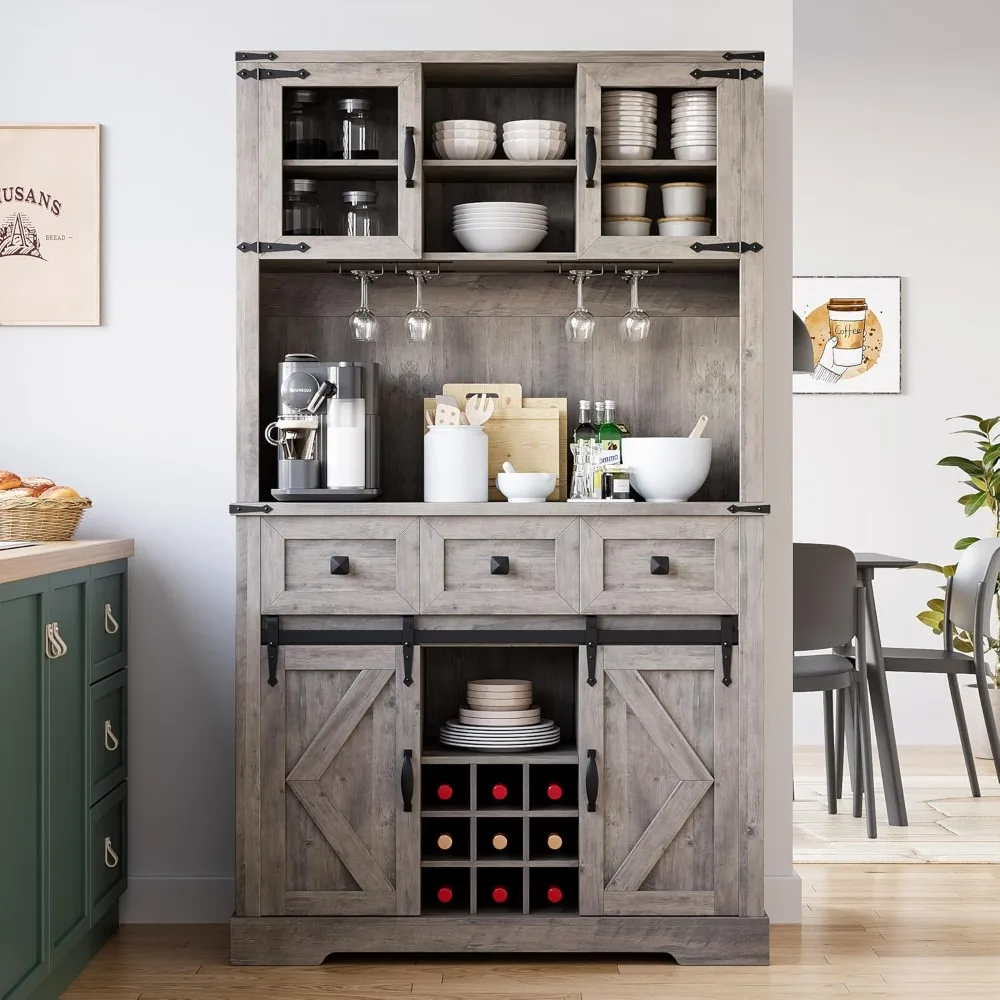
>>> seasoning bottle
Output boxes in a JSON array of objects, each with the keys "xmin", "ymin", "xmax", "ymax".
[
  {"xmin": 573, "ymin": 400, "xmax": 597, "ymax": 445},
  {"xmin": 284, "ymin": 90, "xmax": 328, "ymax": 159},
  {"xmin": 602, "ymin": 465, "xmax": 631, "ymax": 500},
  {"xmin": 284, "ymin": 178, "xmax": 324, "ymax": 236},
  {"xmin": 600, "ymin": 400, "xmax": 623, "ymax": 458},
  {"xmin": 592, "ymin": 401, "xmax": 607, "ymax": 493}
]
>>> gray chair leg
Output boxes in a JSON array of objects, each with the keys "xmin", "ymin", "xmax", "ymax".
[
  {"xmin": 974, "ymin": 671, "xmax": 1000, "ymax": 784},
  {"xmin": 948, "ymin": 673, "xmax": 981, "ymax": 797},
  {"xmin": 823, "ymin": 690, "xmax": 837, "ymax": 815},
  {"xmin": 846, "ymin": 685, "xmax": 863, "ymax": 820},
  {"xmin": 855, "ymin": 676, "xmax": 878, "ymax": 839},
  {"xmin": 835, "ymin": 688, "xmax": 846, "ymax": 799}
]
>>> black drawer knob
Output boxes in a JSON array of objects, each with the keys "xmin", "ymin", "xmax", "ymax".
[
  {"xmin": 330, "ymin": 555, "xmax": 351, "ymax": 576},
  {"xmin": 650, "ymin": 556, "xmax": 670, "ymax": 576},
  {"xmin": 490, "ymin": 555, "xmax": 510, "ymax": 576}
]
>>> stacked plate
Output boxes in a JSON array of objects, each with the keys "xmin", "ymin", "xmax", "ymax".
[
  {"xmin": 440, "ymin": 679, "xmax": 562, "ymax": 752},
  {"xmin": 452, "ymin": 201, "xmax": 548, "ymax": 253},
  {"xmin": 502, "ymin": 119, "xmax": 567, "ymax": 161},
  {"xmin": 432, "ymin": 119, "xmax": 497, "ymax": 161},
  {"xmin": 602, "ymin": 89, "xmax": 658, "ymax": 161},
  {"xmin": 670, "ymin": 91, "xmax": 717, "ymax": 161}
]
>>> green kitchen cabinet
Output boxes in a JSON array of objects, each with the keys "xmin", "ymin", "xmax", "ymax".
[{"xmin": 0, "ymin": 557, "xmax": 130, "ymax": 1000}]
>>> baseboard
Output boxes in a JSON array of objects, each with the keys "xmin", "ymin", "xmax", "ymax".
[
  {"xmin": 120, "ymin": 877, "xmax": 235, "ymax": 923},
  {"xmin": 764, "ymin": 873, "xmax": 802, "ymax": 923}
]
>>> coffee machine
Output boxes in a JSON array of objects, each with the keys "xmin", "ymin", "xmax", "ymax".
[{"xmin": 268, "ymin": 354, "xmax": 381, "ymax": 500}]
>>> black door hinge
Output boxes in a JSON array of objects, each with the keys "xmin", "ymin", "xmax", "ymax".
[
  {"xmin": 229, "ymin": 502, "xmax": 273, "ymax": 514},
  {"xmin": 721, "ymin": 617, "xmax": 739, "ymax": 687},
  {"xmin": 723, "ymin": 51, "xmax": 765, "ymax": 62},
  {"xmin": 262, "ymin": 615, "xmax": 280, "ymax": 687},
  {"xmin": 691, "ymin": 241, "xmax": 763, "ymax": 254},
  {"xmin": 236, "ymin": 51, "xmax": 278, "ymax": 61},
  {"xmin": 691, "ymin": 66, "xmax": 763, "ymax": 81},
  {"xmin": 586, "ymin": 616, "xmax": 598, "ymax": 686},
  {"xmin": 238, "ymin": 241, "xmax": 310, "ymax": 255},
  {"xmin": 238, "ymin": 66, "xmax": 310, "ymax": 81},
  {"xmin": 402, "ymin": 616, "xmax": 415, "ymax": 687},
  {"xmin": 727, "ymin": 503, "xmax": 771, "ymax": 514}
]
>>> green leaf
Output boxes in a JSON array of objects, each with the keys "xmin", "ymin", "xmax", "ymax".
[
  {"xmin": 965, "ymin": 492, "xmax": 989, "ymax": 516},
  {"xmin": 955, "ymin": 536, "xmax": 981, "ymax": 550},
  {"xmin": 953, "ymin": 637, "xmax": 975, "ymax": 654},
  {"xmin": 913, "ymin": 562, "xmax": 945, "ymax": 574},
  {"xmin": 983, "ymin": 444, "xmax": 1000, "ymax": 468},
  {"xmin": 952, "ymin": 427, "xmax": 989, "ymax": 438},
  {"xmin": 917, "ymin": 611, "xmax": 944, "ymax": 630},
  {"xmin": 943, "ymin": 564, "xmax": 957, "ymax": 577},
  {"xmin": 927, "ymin": 598, "xmax": 946, "ymax": 613},
  {"xmin": 980, "ymin": 417, "xmax": 1000, "ymax": 434},
  {"xmin": 949, "ymin": 414, "xmax": 985, "ymax": 423},
  {"xmin": 972, "ymin": 477, "xmax": 989, "ymax": 490},
  {"xmin": 939, "ymin": 456, "xmax": 985, "ymax": 476},
  {"xmin": 957, "ymin": 493, "xmax": 982, "ymax": 506}
]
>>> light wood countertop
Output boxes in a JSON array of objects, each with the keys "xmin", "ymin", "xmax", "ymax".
[{"xmin": 0, "ymin": 539, "xmax": 134, "ymax": 585}]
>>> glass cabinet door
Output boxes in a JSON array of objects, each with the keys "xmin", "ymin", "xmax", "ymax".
[
  {"xmin": 576, "ymin": 60, "xmax": 745, "ymax": 260},
  {"xmin": 258, "ymin": 62, "xmax": 422, "ymax": 259}
]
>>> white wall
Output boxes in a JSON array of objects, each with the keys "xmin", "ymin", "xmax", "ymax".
[
  {"xmin": 3, "ymin": 0, "xmax": 796, "ymax": 921},
  {"xmin": 793, "ymin": 0, "xmax": 1000, "ymax": 745}
]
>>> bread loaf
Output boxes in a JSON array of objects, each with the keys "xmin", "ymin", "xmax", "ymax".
[
  {"xmin": 0, "ymin": 471, "xmax": 22, "ymax": 491},
  {"xmin": 21, "ymin": 476, "xmax": 55, "ymax": 492},
  {"xmin": 3, "ymin": 487, "xmax": 35, "ymax": 497},
  {"xmin": 38, "ymin": 485, "xmax": 80, "ymax": 500}
]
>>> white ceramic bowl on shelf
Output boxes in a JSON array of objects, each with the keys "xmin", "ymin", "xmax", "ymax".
[
  {"xmin": 661, "ymin": 182, "xmax": 708, "ymax": 216},
  {"xmin": 657, "ymin": 215, "xmax": 712, "ymax": 236},
  {"xmin": 496, "ymin": 471, "xmax": 557, "ymax": 503},
  {"xmin": 671, "ymin": 144, "xmax": 717, "ymax": 161},
  {"xmin": 454, "ymin": 207, "xmax": 547, "ymax": 222},
  {"xmin": 453, "ymin": 225, "xmax": 547, "ymax": 253},
  {"xmin": 503, "ymin": 126, "xmax": 567, "ymax": 138},
  {"xmin": 433, "ymin": 119, "xmax": 495, "ymax": 131},
  {"xmin": 454, "ymin": 216, "xmax": 548, "ymax": 228},
  {"xmin": 621, "ymin": 437, "xmax": 712, "ymax": 502},
  {"xmin": 602, "ymin": 215, "xmax": 652, "ymax": 236},
  {"xmin": 602, "ymin": 143, "xmax": 656, "ymax": 160},
  {"xmin": 432, "ymin": 138, "xmax": 497, "ymax": 160},
  {"xmin": 502, "ymin": 138, "xmax": 568, "ymax": 161},
  {"xmin": 503, "ymin": 119, "xmax": 566, "ymax": 132},
  {"xmin": 603, "ymin": 182, "xmax": 648, "ymax": 216}
]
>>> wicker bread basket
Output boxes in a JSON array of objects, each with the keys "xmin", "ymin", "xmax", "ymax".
[{"xmin": 0, "ymin": 495, "xmax": 93, "ymax": 542}]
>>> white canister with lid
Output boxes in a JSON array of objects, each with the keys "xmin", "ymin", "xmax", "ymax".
[{"xmin": 424, "ymin": 425, "xmax": 489, "ymax": 502}]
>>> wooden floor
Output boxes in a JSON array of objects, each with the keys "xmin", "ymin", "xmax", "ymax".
[
  {"xmin": 62, "ymin": 864, "xmax": 1000, "ymax": 999},
  {"xmin": 794, "ymin": 745, "xmax": 1000, "ymax": 863}
]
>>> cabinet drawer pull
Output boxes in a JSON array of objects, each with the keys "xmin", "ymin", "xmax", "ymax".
[
  {"xmin": 104, "ymin": 720, "xmax": 120, "ymax": 752},
  {"xmin": 403, "ymin": 126, "xmax": 416, "ymax": 188},
  {"xmin": 490, "ymin": 555, "xmax": 510, "ymax": 576},
  {"xmin": 586, "ymin": 749, "xmax": 599, "ymax": 812},
  {"xmin": 104, "ymin": 603, "xmax": 120, "ymax": 634},
  {"xmin": 329, "ymin": 555, "xmax": 351, "ymax": 576},
  {"xmin": 650, "ymin": 556, "xmax": 670, "ymax": 575},
  {"xmin": 44, "ymin": 623, "xmax": 67, "ymax": 659},
  {"xmin": 585, "ymin": 126, "xmax": 597, "ymax": 188},
  {"xmin": 103, "ymin": 836, "xmax": 119, "ymax": 869},
  {"xmin": 52, "ymin": 623, "xmax": 68, "ymax": 658},
  {"xmin": 401, "ymin": 749, "xmax": 414, "ymax": 813}
]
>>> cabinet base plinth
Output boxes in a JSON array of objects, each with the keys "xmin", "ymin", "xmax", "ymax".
[{"xmin": 230, "ymin": 914, "xmax": 769, "ymax": 966}]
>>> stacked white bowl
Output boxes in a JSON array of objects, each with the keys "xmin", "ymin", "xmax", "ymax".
[
  {"xmin": 432, "ymin": 119, "xmax": 497, "ymax": 160},
  {"xmin": 670, "ymin": 91, "xmax": 717, "ymax": 161},
  {"xmin": 452, "ymin": 201, "xmax": 548, "ymax": 253},
  {"xmin": 602, "ymin": 90, "xmax": 658, "ymax": 160},
  {"xmin": 502, "ymin": 119, "xmax": 567, "ymax": 161},
  {"xmin": 602, "ymin": 180, "xmax": 651, "ymax": 236},
  {"xmin": 657, "ymin": 181, "xmax": 711, "ymax": 236}
]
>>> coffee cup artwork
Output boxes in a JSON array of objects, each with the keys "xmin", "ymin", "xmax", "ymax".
[{"xmin": 793, "ymin": 277, "xmax": 901, "ymax": 394}]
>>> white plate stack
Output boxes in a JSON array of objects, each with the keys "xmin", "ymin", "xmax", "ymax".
[
  {"xmin": 502, "ymin": 119, "xmax": 568, "ymax": 161},
  {"xmin": 670, "ymin": 90, "xmax": 717, "ymax": 161},
  {"xmin": 452, "ymin": 201, "xmax": 548, "ymax": 253},
  {"xmin": 440, "ymin": 679, "xmax": 561, "ymax": 751},
  {"xmin": 602, "ymin": 90, "xmax": 658, "ymax": 161},
  {"xmin": 432, "ymin": 119, "xmax": 497, "ymax": 161}
]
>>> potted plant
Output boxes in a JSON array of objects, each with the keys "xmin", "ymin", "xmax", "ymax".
[{"xmin": 917, "ymin": 414, "xmax": 1000, "ymax": 758}]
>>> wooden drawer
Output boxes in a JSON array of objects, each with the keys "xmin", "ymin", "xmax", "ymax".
[
  {"xmin": 261, "ymin": 517, "xmax": 419, "ymax": 614},
  {"xmin": 90, "ymin": 560, "xmax": 127, "ymax": 682},
  {"xmin": 580, "ymin": 516, "xmax": 738, "ymax": 614},
  {"xmin": 420, "ymin": 517, "xmax": 579, "ymax": 614},
  {"xmin": 91, "ymin": 670, "xmax": 127, "ymax": 805},
  {"xmin": 90, "ymin": 783, "xmax": 127, "ymax": 922}
]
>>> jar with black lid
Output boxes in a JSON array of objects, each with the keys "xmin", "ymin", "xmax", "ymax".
[
  {"xmin": 284, "ymin": 90, "xmax": 328, "ymax": 159},
  {"xmin": 285, "ymin": 179, "xmax": 324, "ymax": 236},
  {"xmin": 341, "ymin": 190, "xmax": 381, "ymax": 237},
  {"xmin": 337, "ymin": 99, "xmax": 379, "ymax": 159}
]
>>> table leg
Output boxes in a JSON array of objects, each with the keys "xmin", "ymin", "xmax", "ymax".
[{"xmin": 861, "ymin": 568, "xmax": 908, "ymax": 827}]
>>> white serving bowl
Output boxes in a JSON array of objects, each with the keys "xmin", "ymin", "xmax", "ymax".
[
  {"xmin": 456, "ymin": 201, "xmax": 545, "ymax": 212},
  {"xmin": 503, "ymin": 119, "xmax": 567, "ymax": 132},
  {"xmin": 672, "ymin": 90, "xmax": 715, "ymax": 102},
  {"xmin": 661, "ymin": 182, "xmax": 708, "ymax": 217},
  {"xmin": 503, "ymin": 138, "xmax": 568, "ymax": 161},
  {"xmin": 671, "ymin": 132, "xmax": 717, "ymax": 143},
  {"xmin": 604, "ymin": 131, "xmax": 658, "ymax": 143},
  {"xmin": 672, "ymin": 117, "xmax": 717, "ymax": 129},
  {"xmin": 496, "ymin": 471, "xmax": 557, "ymax": 503},
  {"xmin": 454, "ymin": 210, "xmax": 548, "ymax": 224},
  {"xmin": 503, "ymin": 126, "xmax": 566, "ymax": 137},
  {"xmin": 606, "ymin": 90, "xmax": 657, "ymax": 100},
  {"xmin": 621, "ymin": 437, "xmax": 712, "ymax": 502},
  {"xmin": 671, "ymin": 107, "xmax": 717, "ymax": 119},
  {"xmin": 657, "ymin": 215, "xmax": 712, "ymax": 236},
  {"xmin": 433, "ymin": 119, "xmax": 495, "ymax": 131},
  {"xmin": 603, "ymin": 114, "xmax": 656, "ymax": 126},
  {"xmin": 603, "ymin": 182, "xmax": 648, "ymax": 216},
  {"xmin": 453, "ymin": 226, "xmax": 547, "ymax": 253},
  {"xmin": 602, "ymin": 143, "xmax": 656, "ymax": 160},
  {"xmin": 454, "ymin": 206, "xmax": 547, "ymax": 217},
  {"xmin": 602, "ymin": 215, "xmax": 652, "ymax": 236},
  {"xmin": 433, "ymin": 139, "xmax": 497, "ymax": 160},
  {"xmin": 672, "ymin": 144, "xmax": 717, "ymax": 161}
]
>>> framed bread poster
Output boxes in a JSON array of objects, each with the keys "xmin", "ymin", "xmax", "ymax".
[{"xmin": 0, "ymin": 124, "xmax": 101, "ymax": 325}]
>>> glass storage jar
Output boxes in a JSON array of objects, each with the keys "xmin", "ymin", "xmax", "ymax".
[
  {"xmin": 337, "ymin": 98, "xmax": 379, "ymax": 159},
  {"xmin": 284, "ymin": 179, "xmax": 324, "ymax": 236},
  {"xmin": 284, "ymin": 90, "xmax": 328, "ymax": 159},
  {"xmin": 341, "ymin": 190, "xmax": 381, "ymax": 237}
]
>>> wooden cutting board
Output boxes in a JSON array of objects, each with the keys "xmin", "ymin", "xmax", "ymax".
[{"xmin": 443, "ymin": 383, "xmax": 522, "ymax": 411}]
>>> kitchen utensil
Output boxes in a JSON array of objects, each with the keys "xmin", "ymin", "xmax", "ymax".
[
  {"xmin": 496, "ymin": 471, "xmax": 557, "ymax": 503},
  {"xmin": 433, "ymin": 137, "xmax": 497, "ymax": 160},
  {"xmin": 433, "ymin": 119, "xmax": 496, "ymax": 131},
  {"xmin": 603, "ymin": 182, "xmax": 648, "ymax": 217},
  {"xmin": 503, "ymin": 119, "xmax": 566, "ymax": 131},
  {"xmin": 467, "ymin": 679, "xmax": 532, "ymax": 693},
  {"xmin": 424, "ymin": 425, "xmax": 488, "ymax": 502},
  {"xmin": 661, "ymin": 181, "xmax": 708, "ymax": 217},
  {"xmin": 444, "ymin": 383, "xmax": 522, "ymax": 410},
  {"xmin": 458, "ymin": 706, "xmax": 542, "ymax": 726},
  {"xmin": 434, "ymin": 403, "xmax": 462, "ymax": 426},
  {"xmin": 621, "ymin": 436, "xmax": 712, "ymax": 502},
  {"xmin": 502, "ymin": 461, "xmax": 516, "ymax": 473},
  {"xmin": 425, "ymin": 410, "xmax": 434, "ymax": 429},
  {"xmin": 341, "ymin": 190, "xmax": 380, "ymax": 237},
  {"xmin": 502, "ymin": 138, "xmax": 567, "ymax": 161},
  {"xmin": 465, "ymin": 394, "xmax": 496, "ymax": 426},
  {"xmin": 404, "ymin": 270, "xmax": 433, "ymax": 343},
  {"xmin": 349, "ymin": 270, "xmax": 380, "ymax": 342},
  {"xmin": 564, "ymin": 269, "xmax": 596, "ymax": 343},
  {"xmin": 672, "ymin": 144, "xmax": 717, "ymax": 161},
  {"xmin": 689, "ymin": 414, "xmax": 709, "ymax": 438},
  {"xmin": 277, "ymin": 458, "xmax": 321, "ymax": 490},
  {"xmin": 602, "ymin": 216, "xmax": 652, "ymax": 237},
  {"xmin": 657, "ymin": 216, "xmax": 712, "ymax": 236},
  {"xmin": 433, "ymin": 127, "xmax": 496, "ymax": 139},
  {"xmin": 465, "ymin": 692, "xmax": 535, "ymax": 706},
  {"xmin": 602, "ymin": 143, "xmax": 656, "ymax": 160},
  {"xmin": 284, "ymin": 178, "xmax": 323, "ymax": 236},
  {"xmin": 453, "ymin": 226, "xmax": 546, "ymax": 254},
  {"xmin": 619, "ymin": 270, "xmax": 651, "ymax": 343},
  {"xmin": 503, "ymin": 126, "xmax": 567, "ymax": 138},
  {"xmin": 337, "ymin": 98, "xmax": 378, "ymax": 159},
  {"xmin": 284, "ymin": 89, "xmax": 327, "ymax": 158}
]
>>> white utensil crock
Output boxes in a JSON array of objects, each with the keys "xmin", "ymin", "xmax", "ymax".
[{"xmin": 424, "ymin": 425, "xmax": 488, "ymax": 502}]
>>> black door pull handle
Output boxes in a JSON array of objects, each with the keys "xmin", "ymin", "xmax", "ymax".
[
  {"xmin": 586, "ymin": 749, "xmax": 599, "ymax": 812},
  {"xmin": 490, "ymin": 555, "xmax": 510, "ymax": 576},
  {"xmin": 650, "ymin": 556, "xmax": 670, "ymax": 575},
  {"xmin": 330, "ymin": 555, "xmax": 350, "ymax": 575},
  {"xmin": 401, "ymin": 749, "xmax": 414, "ymax": 812},
  {"xmin": 403, "ymin": 126, "xmax": 415, "ymax": 188}
]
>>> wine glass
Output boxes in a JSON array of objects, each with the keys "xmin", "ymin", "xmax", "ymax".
[
  {"xmin": 619, "ymin": 269, "xmax": 650, "ymax": 343},
  {"xmin": 349, "ymin": 269, "xmax": 380, "ymax": 342},
  {"xmin": 564, "ymin": 269, "xmax": 596, "ymax": 343},
  {"xmin": 404, "ymin": 270, "xmax": 433, "ymax": 344}
]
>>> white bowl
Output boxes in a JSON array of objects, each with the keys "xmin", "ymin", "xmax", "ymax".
[
  {"xmin": 433, "ymin": 139, "xmax": 497, "ymax": 160},
  {"xmin": 672, "ymin": 115, "xmax": 717, "ymax": 126},
  {"xmin": 453, "ymin": 226, "xmax": 547, "ymax": 253},
  {"xmin": 454, "ymin": 211, "xmax": 548, "ymax": 224},
  {"xmin": 672, "ymin": 144, "xmax": 717, "ymax": 161},
  {"xmin": 602, "ymin": 216, "xmax": 651, "ymax": 236},
  {"xmin": 602, "ymin": 143, "xmax": 656, "ymax": 160},
  {"xmin": 454, "ymin": 206, "xmax": 547, "ymax": 217},
  {"xmin": 503, "ymin": 119, "xmax": 566, "ymax": 132},
  {"xmin": 671, "ymin": 108, "xmax": 717, "ymax": 119},
  {"xmin": 603, "ymin": 114, "xmax": 656, "ymax": 126},
  {"xmin": 454, "ymin": 222, "xmax": 548, "ymax": 234},
  {"xmin": 604, "ymin": 132, "xmax": 658, "ymax": 143},
  {"xmin": 671, "ymin": 133, "xmax": 717, "ymax": 143},
  {"xmin": 657, "ymin": 216, "xmax": 711, "ymax": 236},
  {"xmin": 503, "ymin": 138, "xmax": 568, "ymax": 161},
  {"xmin": 503, "ymin": 126, "xmax": 566, "ymax": 137},
  {"xmin": 661, "ymin": 182, "xmax": 708, "ymax": 217},
  {"xmin": 672, "ymin": 90, "xmax": 715, "ymax": 102},
  {"xmin": 496, "ymin": 471, "xmax": 557, "ymax": 503},
  {"xmin": 603, "ymin": 182, "xmax": 648, "ymax": 216},
  {"xmin": 455, "ymin": 201, "xmax": 545, "ymax": 212},
  {"xmin": 621, "ymin": 437, "xmax": 712, "ymax": 502},
  {"xmin": 433, "ymin": 119, "xmax": 495, "ymax": 131}
]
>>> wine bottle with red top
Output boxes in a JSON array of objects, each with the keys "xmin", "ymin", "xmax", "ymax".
[
  {"xmin": 477, "ymin": 868, "xmax": 522, "ymax": 910},
  {"xmin": 477, "ymin": 765, "xmax": 522, "ymax": 809},
  {"xmin": 530, "ymin": 869, "xmax": 577, "ymax": 912}
]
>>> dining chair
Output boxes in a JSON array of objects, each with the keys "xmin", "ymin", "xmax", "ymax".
[
  {"xmin": 793, "ymin": 543, "xmax": 877, "ymax": 838},
  {"xmin": 876, "ymin": 537, "xmax": 1000, "ymax": 797}
]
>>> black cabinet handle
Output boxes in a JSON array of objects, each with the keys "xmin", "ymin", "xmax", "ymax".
[
  {"xmin": 586, "ymin": 749, "xmax": 599, "ymax": 812},
  {"xmin": 330, "ymin": 555, "xmax": 350, "ymax": 576},
  {"xmin": 490, "ymin": 555, "xmax": 510, "ymax": 576},
  {"xmin": 585, "ymin": 126, "xmax": 596, "ymax": 188},
  {"xmin": 650, "ymin": 556, "xmax": 670, "ymax": 576},
  {"xmin": 404, "ymin": 126, "xmax": 415, "ymax": 188},
  {"xmin": 401, "ymin": 749, "xmax": 414, "ymax": 812}
]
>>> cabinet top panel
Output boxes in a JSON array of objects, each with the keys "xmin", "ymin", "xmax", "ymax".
[
  {"xmin": 0, "ymin": 539, "xmax": 133, "ymax": 586},
  {"xmin": 231, "ymin": 502, "xmax": 752, "ymax": 518}
]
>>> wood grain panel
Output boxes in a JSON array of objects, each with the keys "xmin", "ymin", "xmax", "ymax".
[{"xmin": 578, "ymin": 646, "xmax": 603, "ymax": 916}]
